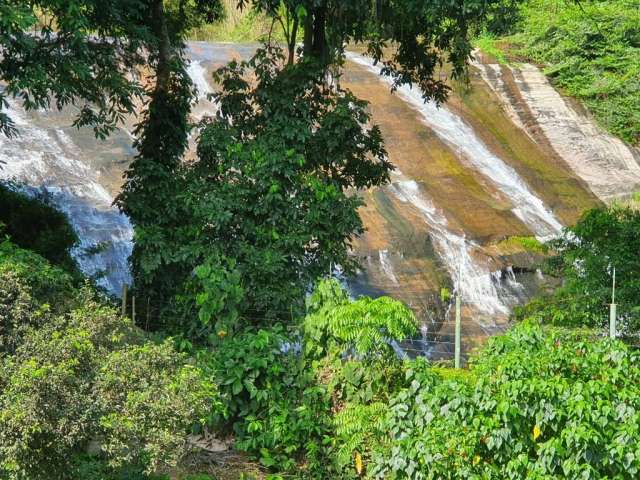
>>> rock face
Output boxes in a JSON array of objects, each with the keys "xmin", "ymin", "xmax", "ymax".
[
  {"xmin": 1, "ymin": 43, "xmax": 606, "ymax": 356},
  {"xmin": 473, "ymin": 52, "xmax": 640, "ymax": 202},
  {"xmin": 342, "ymin": 51, "xmax": 597, "ymax": 352}
]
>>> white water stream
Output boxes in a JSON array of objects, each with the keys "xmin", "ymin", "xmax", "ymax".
[
  {"xmin": 346, "ymin": 52, "xmax": 563, "ymax": 242},
  {"xmin": 0, "ymin": 100, "xmax": 133, "ymax": 295},
  {"xmin": 387, "ymin": 171, "xmax": 509, "ymax": 315}
]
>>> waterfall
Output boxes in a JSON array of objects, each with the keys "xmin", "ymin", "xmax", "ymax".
[
  {"xmin": 474, "ymin": 58, "xmax": 640, "ymax": 201},
  {"xmin": 387, "ymin": 171, "xmax": 509, "ymax": 315},
  {"xmin": 186, "ymin": 60, "xmax": 218, "ymax": 123},
  {"xmin": 187, "ymin": 60, "xmax": 213, "ymax": 99},
  {"xmin": 0, "ymin": 100, "xmax": 133, "ymax": 295},
  {"xmin": 378, "ymin": 249, "xmax": 399, "ymax": 285},
  {"xmin": 346, "ymin": 52, "xmax": 563, "ymax": 242}
]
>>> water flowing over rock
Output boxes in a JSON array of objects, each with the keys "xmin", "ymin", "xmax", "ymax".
[
  {"xmin": 473, "ymin": 55, "xmax": 640, "ymax": 201},
  {"xmin": 386, "ymin": 171, "xmax": 509, "ymax": 315},
  {"xmin": 346, "ymin": 52, "xmax": 563, "ymax": 241},
  {"xmin": 1, "ymin": 43, "xmax": 602, "ymax": 354},
  {"xmin": 0, "ymin": 98, "xmax": 133, "ymax": 295}
]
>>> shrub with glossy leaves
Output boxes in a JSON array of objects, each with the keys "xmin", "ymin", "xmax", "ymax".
[
  {"xmin": 372, "ymin": 321, "xmax": 640, "ymax": 479},
  {"xmin": 303, "ymin": 278, "xmax": 418, "ymax": 359}
]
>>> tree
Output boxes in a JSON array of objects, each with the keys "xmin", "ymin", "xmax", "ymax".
[
  {"xmin": 0, "ymin": 1, "xmax": 225, "ymax": 138},
  {"xmin": 135, "ymin": 47, "xmax": 391, "ymax": 335},
  {"xmin": 0, "ymin": 0, "xmax": 151, "ymax": 138},
  {"xmin": 115, "ymin": 0, "xmax": 225, "ymax": 315},
  {"xmin": 520, "ymin": 206, "xmax": 640, "ymax": 334},
  {"xmin": 243, "ymin": 0, "xmax": 524, "ymax": 102}
]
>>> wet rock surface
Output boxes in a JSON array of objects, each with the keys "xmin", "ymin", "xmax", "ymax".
[{"xmin": 0, "ymin": 43, "xmax": 607, "ymax": 354}]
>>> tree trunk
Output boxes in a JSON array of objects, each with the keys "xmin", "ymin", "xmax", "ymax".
[
  {"xmin": 288, "ymin": 17, "xmax": 299, "ymax": 65},
  {"xmin": 152, "ymin": 0, "xmax": 171, "ymax": 94},
  {"xmin": 312, "ymin": 4, "xmax": 327, "ymax": 63},
  {"xmin": 303, "ymin": 10, "xmax": 313, "ymax": 57}
]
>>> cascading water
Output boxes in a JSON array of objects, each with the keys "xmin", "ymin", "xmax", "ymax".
[
  {"xmin": 346, "ymin": 52, "xmax": 563, "ymax": 242},
  {"xmin": 378, "ymin": 249, "xmax": 399, "ymax": 285},
  {"xmin": 187, "ymin": 59, "xmax": 219, "ymax": 125},
  {"xmin": 0, "ymin": 99, "xmax": 133, "ymax": 295},
  {"xmin": 387, "ymin": 171, "xmax": 509, "ymax": 315},
  {"xmin": 187, "ymin": 60, "xmax": 214, "ymax": 99}
]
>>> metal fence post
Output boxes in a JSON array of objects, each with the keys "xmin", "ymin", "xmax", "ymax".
[
  {"xmin": 610, "ymin": 267, "xmax": 617, "ymax": 339},
  {"xmin": 455, "ymin": 293, "xmax": 461, "ymax": 369},
  {"xmin": 121, "ymin": 284, "xmax": 127, "ymax": 317}
]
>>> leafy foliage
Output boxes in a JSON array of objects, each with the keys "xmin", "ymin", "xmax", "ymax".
[
  {"xmin": 0, "ymin": 237, "xmax": 77, "ymax": 316},
  {"xmin": 372, "ymin": 321, "xmax": 640, "ymax": 479},
  {"xmin": 0, "ymin": 0, "xmax": 148, "ymax": 137},
  {"xmin": 304, "ymin": 278, "xmax": 418, "ymax": 358},
  {"xmin": 0, "ymin": 241, "xmax": 215, "ymax": 479},
  {"xmin": 246, "ymin": 0, "xmax": 525, "ymax": 102},
  {"xmin": 0, "ymin": 183, "xmax": 78, "ymax": 272},
  {"xmin": 135, "ymin": 47, "xmax": 391, "ymax": 332},
  {"xmin": 196, "ymin": 326, "xmax": 334, "ymax": 476},
  {"xmin": 516, "ymin": 206, "xmax": 640, "ymax": 333}
]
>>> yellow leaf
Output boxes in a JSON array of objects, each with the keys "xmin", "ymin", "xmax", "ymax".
[
  {"xmin": 533, "ymin": 424, "xmax": 542, "ymax": 441},
  {"xmin": 355, "ymin": 452, "xmax": 363, "ymax": 475},
  {"xmin": 473, "ymin": 455, "xmax": 481, "ymax": 466}
]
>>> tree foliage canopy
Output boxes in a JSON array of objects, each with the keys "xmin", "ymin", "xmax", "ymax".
[
  {"xmin": 517, "ymin": 206, "xmax": 640, "ymax": 334},
  {"xmin": 243, "ymin": 0, "xmax": 525, "ymax": 102},
  {"xmin": 133, "ymin": 47, "xmax": 391, "ymax": 334},
  {"xmin": 0, "ymin": 0, "xmax": 150, "ymax": 137}
]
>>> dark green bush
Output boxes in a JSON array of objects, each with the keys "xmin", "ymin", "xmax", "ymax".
[
  {"xmin": 0, "ymin": 183, "xmax": 78, "ymax": 271},
  {"xmin": 196, "ymin": 326, "xmax": 334, "ymax": 476},
  {"xmin": 515, "ymin": 206, "xmax": 640, "ymax": 334},
  {"xmin": 0, "ymin": 241, "xmax": 216, "ymax": 480}
]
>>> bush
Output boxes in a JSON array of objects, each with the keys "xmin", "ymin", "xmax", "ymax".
[
  {"xmin": 372, "ymin": 321, "xmax": 640, "ymax": 479},
  {"xmin": 0, "ymin": 238, "xmax": 78, "ymax": 312},
  {"xmin": 0, "ymin": 242, "xmax": 216, "ymax": 479},
  {"xmin": 196, "ymin": 326, "xmax": 334, "ymax": 476},
  {"xmin": 0, "ymin": 183, "xmax": 78, "ymax": 271},
  {"xmin": 517, "ymin": 206, "xmax": 640, "ymax": 334},
  {"xmin": 191, "ymin": 280, "xmax": 418, "ymax": 478}
]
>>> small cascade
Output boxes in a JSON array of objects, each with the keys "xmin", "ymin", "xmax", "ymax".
[
  {"xmin": 378, "ymin": 249, "xmax": 399, "ymax": 285},
  {"xmin": 187, "ymin": 60, "xmax": 213, "ymax": 99},
  {"xmin": 186, "ymin": 59, "xmax": 218, "ymax": 123},
  {"xmin": 346, "ymin": 52, "xmax": 563, "ymax": 241},
  {"xmin": 0, "ymin": 100, "xmax": 133, "ymax": 295},
  {"xmin": 387, "ymin": 171, "xmax": 509, "ymax": 315}
]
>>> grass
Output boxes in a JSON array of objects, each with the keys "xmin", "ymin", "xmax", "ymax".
[
  {"xmin": 493, "ymin": 0, "xmax": 640, "ymax": 146},
  {"xmin": 473, "ymin": 34, "xmax": 509, "ymax": 65},
  {"xmin": 494, "ymin": 236, "xmax": 547, "ymax": 254},
  {"xmin": 188, "ymin": 0, "xmax": 284, "ymax": 43}
]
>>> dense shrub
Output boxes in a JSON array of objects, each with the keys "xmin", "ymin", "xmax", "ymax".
[
  {"xmin": 0, "ymin": 242, "xmax": 216, "ymax": 480},
  {"xmin": 516, "ymin": 206, "xmax": 640, "ymax": 334},
  {"xmin": 196, "ymin": 325, "xmax": 334, "ymax": 476},
  {"xmin": 193, "ymin": 280, "xmax": 418, "ymax": 478},
  {"xmin": 0, "ymin": 238, "xmax": 78, "ymax": 317},
  {"xmin": 372, "ymin": 321, "xmax": 640, "ymax": 479},
  {"xmin": 0, "ymin": 183, "xmax": 78, "ymax": 271}
]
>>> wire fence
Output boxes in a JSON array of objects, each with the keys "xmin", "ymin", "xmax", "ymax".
[{"xmin": 119, "ymin": 271, "xmax": 640, "ymax": 367}]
